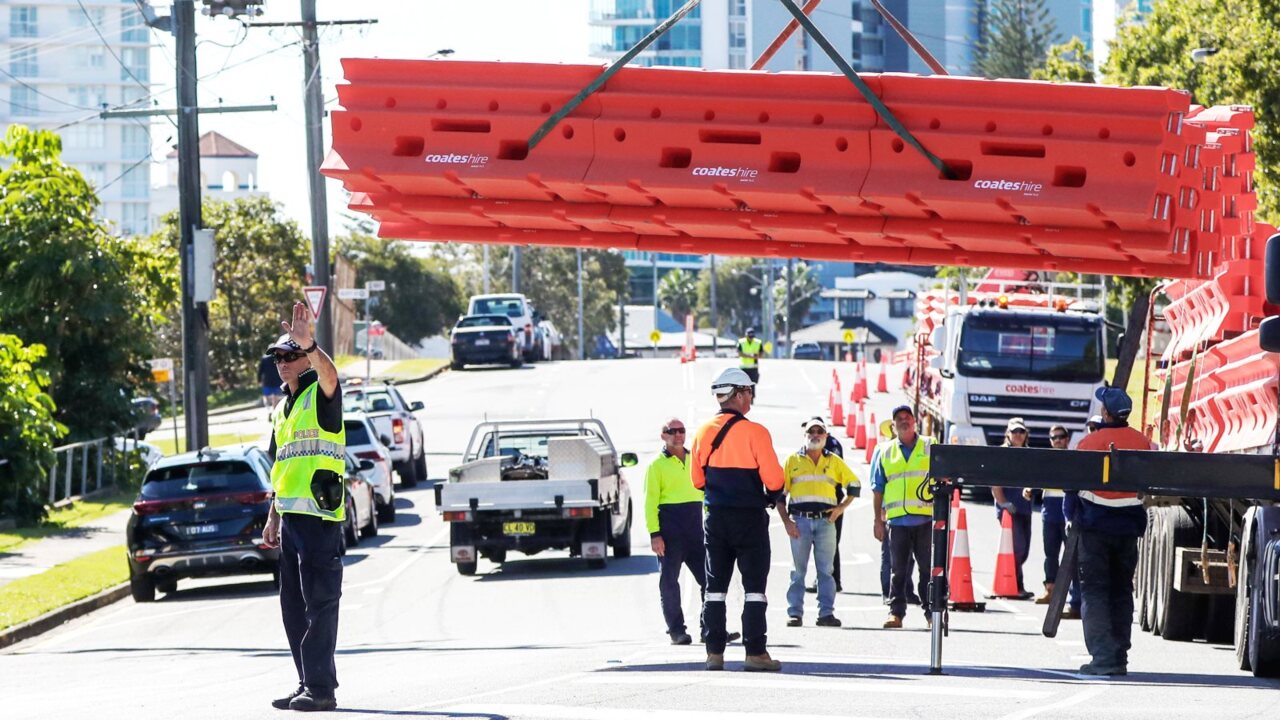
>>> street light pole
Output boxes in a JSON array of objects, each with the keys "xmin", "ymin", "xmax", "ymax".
[
  {"xmin": 709, "ymin": 255, "xmax": 718, "ymax": 355},
  {"xmin": 576, "ymin": 248, "xmax": 585, "ymax": 361}
]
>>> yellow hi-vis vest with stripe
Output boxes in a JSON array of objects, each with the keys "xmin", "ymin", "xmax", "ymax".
[
  {"xmin": 271, "ymin": 382, "xmax": 347, "ymax": 522},
  {"xmin": 880, "ymin": 436, "xmax": 933, "ymax": 520},
  {"xmin": 738, "ymin": 338, "xmax": 762, "ymax": 369}
]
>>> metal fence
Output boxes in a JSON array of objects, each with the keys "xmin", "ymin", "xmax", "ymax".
[{"xmin": 46, "ymin": 431, "xmax": 149, "ymax": 505}]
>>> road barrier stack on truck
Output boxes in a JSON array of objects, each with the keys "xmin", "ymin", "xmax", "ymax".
[{"xmin": 324, "ymin": 0, "xmax": 1279, "ymax": 673}]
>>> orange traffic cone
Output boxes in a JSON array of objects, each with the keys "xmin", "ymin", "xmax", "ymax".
[
  {"xmin": 855, "ymin": 361, "xmax": 868, "ymax": 402},
  {"xmin": 832, "ymin": 368, "xmax": 841, "ymax": 391},
  {"xmin": 863, "ymin": 413, "xmax": 878, "ymax": 463},
  {"xmin": 853, "ymin": 401, "xmax": 867, "ymax": 449},
  {"xmin": 845, "ymin": 396, "xmax": 860, "ymax": 439},
  {"xmin": 988, "ymin": 510, "xmax": 1024, "ymax": 599},
  {"xmin": 876, "ymin": 362, "xmax": 888, "ymax": 393},
  {"xmin": 832, "ymin": 388, "xmax": 845, "ymax": 427},
  {"xmin": 948, "ymin": 508, "xmax": 986, "ymax": 612}
]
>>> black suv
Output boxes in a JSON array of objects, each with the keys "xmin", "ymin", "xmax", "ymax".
[{"xmin": 126, "ymin": 444, "xmax": 279, "ymax": 601}]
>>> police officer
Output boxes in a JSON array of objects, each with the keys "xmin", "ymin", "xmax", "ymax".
[
  {"xmin": 1067, "ymin": 386, "xmax": 1154, "ymax": 676},
  {"xmin": 692, "ymin": 368, "xmax": 785, "ymax": 672},
  {"xmin": 736, "ymin": 329, "xmax": 763, "ymax": 386},
  {"xmin": 873, "ymin": 405, "xmax": 933, "ymax": 629},
  {"xmin": 262, "ymin": 302, "xmax": 346, "ymax": 712},
  {"xmin": 646, "ymin": 418, "xmax": 741, "ymax": 646}
]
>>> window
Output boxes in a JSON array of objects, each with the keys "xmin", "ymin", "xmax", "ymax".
[
  {"xmin": 729, "ymin": 20, "xmax": 747, "ymax": 50},
  {"xmin": 64, "ymin": 123, "xmax": 107, "ymax": 150},
  {"xmin": 77, "ymin": 46, "xmax": 106, "ymax": 70},
  {"xmin": 121, "ymin": 47, "xmax": 148, "ymax": 83},
  {"xmin": 122, "ymin": 124, "xmax": 150, "ymax": 161},
  {"xmin": 10, "ymin": 86, "xmax": 38, "ymax": 116},
  {"xmin": 728, "ymin": 53, "xmax": 747, "ymax": 69},
  {"xmin": 839, "ymin": 298, "xmax": 865, "ymax": 317},
  {"xmin": 729, "ymin": 0, "xmax": 747, "ymax": 17},
  {"xmin": 121, "ymin": 86, "xmax": 147, "ymax": 108},
  {"xmin": 889, "ymin": 297, "xmax": 914, "ymax": 318},
  {"xmin": 121, "ymin": 203, "xmax": 149, "ymax": 236},
  {"xmin": 10, "ymin": 6, "xmax": 38, "ymax": 37},
  {"xmin": 80, "ymin": 163, "xmax": 107, "ymax": 188},
  {"xmin": 71, "ymin": 6, "xmax": 106, "ymax": 28},
  {"xmin": 121, "ymin": 163, "xmax": 149, "ymax": 199},
  {"xmin": 121, "ymin": 6, "xmax": 147, "ymax": 42},
  {"xmin": 11, "ymin": 46, "xmax": 38, "ymax": 77},
  {"xmin": 70, "ymin": 85, "xmax": 107, "ymax": 110}
]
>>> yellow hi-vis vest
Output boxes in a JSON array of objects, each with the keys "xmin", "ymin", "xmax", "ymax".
[
  {"xmin": 271, "ymin": 382, "xmax": 347, "ymax": 521},
  {"xmin": 880, "ymin": 436, "xmax": 933, "ymax": 520},
  {"xmin": 738, "ymin": 338, "xmax": 763, "ymax": 368}
]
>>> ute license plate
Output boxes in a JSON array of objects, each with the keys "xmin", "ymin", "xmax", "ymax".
[
  {"xmin": 503, "ymin": 521, "xmax": 535, "ymax": 536},
  {"xmin": 474, "ymin": 338, "xmax": 490, "ymax": 346},
  {"xmin": 181, "ymin": 523, "xmax": 218, "ymax": 536}
]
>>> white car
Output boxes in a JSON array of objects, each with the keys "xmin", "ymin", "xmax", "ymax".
[
  {"xmin": 343, "ymin": 413, "xmax": 396, "ymax": 523},
  {"xmin": 114, "ymin": 437, "xmax": 165, "ymax": 468},
  {"xmin": 468, "ymin": 293, "xmax": 542, "ymax": 362}
]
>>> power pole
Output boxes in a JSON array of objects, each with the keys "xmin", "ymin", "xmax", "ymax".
[
  {"xmin": 785, "ymin": 257, "xmax": 793, "ymax": 356},
  {"xmin": 512, "ymin": 246, "xmax": 522, "ymax": 293},
  {"xmin": 482, "ymin": 245, "xmax": 491, "ymax": 293},
  {"xmin": 301, "ymin": 0, "xmax": 332, "ymax": 352},
  {"xmin": 709, "ymin": 255, "xmax": 718, "ymax": 355},
  {"xmin": 576, "ymin": 249, "xmax": 585, "ymax": 360}
]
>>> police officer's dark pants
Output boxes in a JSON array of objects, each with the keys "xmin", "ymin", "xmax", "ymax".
[
  {"xmin": 742, "ymin": 368, "xmax": 760, "ymax": 385},
  {"xmin": 888, "ymin": 522, "xmax": 931, "ymax": 619},
  {"xmin": 1078, "ymin": 529, "xmax": 1139, "ymax": 669},
  {"xmin": 657, "ymin": 503, "xmax": 706, "ymax": 636},
  {"xmin": 1042, "ymin": 501, "xmax": 1081, "ymax": 607},
  {"xmin": 704, "ymin": 507, "xmax": 770, "ymax": 656},
  {"xmin": 280, "ymin": 513, "xmax": 344, "ymax": 694},
  {"xmin": 999, "ymin": 507, "xmax": 1033, "ymax": 593}
]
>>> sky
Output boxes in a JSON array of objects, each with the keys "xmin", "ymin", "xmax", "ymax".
[{"xmin": 148, "ymin": 0, "xmax": 595, "ymax": 237}]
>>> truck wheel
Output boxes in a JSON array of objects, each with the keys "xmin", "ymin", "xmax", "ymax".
[
  {"xmin": 1137, "ymin": 512, "xmax": 1155, "ymax": 632},
  {"xmin": 345, "ymin": 499, "xmax": 360, "ymax": 549},
  {"xmin": 1247, "ymin": 507, "xmax": 1280, "ymax": 677},
  {"xmin": 130, "ymin": 570, "xmax": 156, "ymax": 603},
  {"xmin": 156, "ymin": 578, "xmax": 178, "ymax": 596},
  {"xmin": 1149, "ymin": 510, "xmax": 1166, "ymax": 636},
  {"xmin": 1236, "ymin": 508, "xmax": 1257, "ymax": 670},
  {"xmin": 1159, "ymin": 507, "xmax": 1206, "ymax": 641},
  {"xmin": 457, "ymin": 561, "xmax": 478, "ymax": 576},
  {"xmin": 610, "ymin": 501, "xmax": 633, "ymax": 558}
]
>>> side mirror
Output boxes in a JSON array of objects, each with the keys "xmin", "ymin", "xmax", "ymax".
[
  {"xmin": 379, "ymin": 434, "xmax": 393, "ymax": 447},
  {"xmin": 410, "ymin": 400, "xmax": 425, "ymax": 411},
  {"xmin": 1260, "ymin": 316, "xmax": 1280, "ymax": 352},
  {"xmin": 359, "ymin": 459, "xmax": 375, "ymax": 472},
  {"xmin": 619, "ymin": 452, "xmax": 639, "ymax": 467},
  {"xmin": 929, "ymin": 324, "xmax": 946, "ymax": 349}
]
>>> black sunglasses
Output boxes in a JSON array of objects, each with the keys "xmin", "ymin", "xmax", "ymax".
[
  {"xmin": 273, "ymin": 351, "xmax": 305, "ymax": 364},
  {"xmin": 663, "ymin": 427, "xmax": 686, "ymax": 435},
  {"xmin": 1050, "ymin": 433, "xmax": 1068, "ymax": 441}
]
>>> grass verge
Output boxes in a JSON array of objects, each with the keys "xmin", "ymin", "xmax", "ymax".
[
  {"xmin": 151, "ymin": 431, "xmax": 267, "ymax": 458},
  {"xmin": 0, "ymin": 491, "xmax": 134, "ymax": 554},
  {"xmin": 0, "ymin": 545, "xmax": 128, "ymax": 632},
  {"xmin": 385, "ymin": 358, "xmax": 448, "ymax": 380}
]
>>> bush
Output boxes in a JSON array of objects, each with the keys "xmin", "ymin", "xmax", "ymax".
[{"xmin": 0, "ymin": 335, "xmax": 66, "ymax": 523}]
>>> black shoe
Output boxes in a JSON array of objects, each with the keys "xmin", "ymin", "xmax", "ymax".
[
  {"xmin": 787, "ymin": 616, "xmax": 802, "ymax": 627},
  {"xmin": 289, "ymin": 690, "xmax": 337, "ymax": 712},
  {"xmin": 805, "ymin": 584, "xmax": 817, "ymax": 594},
  {"xmin": 669, "ymin": 631, "xmax": 693, "ymax": 645},
  {"xmin": 271, "ymin": 686, "xmax": 304, "ymax": 710},
  {"xmin": 725, "ymin": 631, "xmax": 741, "ymax": 643},
  {"xmin": 816, "ymin": 615, "xmax": 842, "ymax": 628},
  {"xmin": 836, "ymin": 583, "xmax": 844, "ymax": 592},
  {"xmin": 1078, "ymin": 663, "xmax": 1127, "ymax": 676}
]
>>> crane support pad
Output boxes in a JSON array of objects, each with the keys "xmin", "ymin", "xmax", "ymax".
[{"xmin": 930, "ymin": 445, "xmax": 1280, "ymax": 501}]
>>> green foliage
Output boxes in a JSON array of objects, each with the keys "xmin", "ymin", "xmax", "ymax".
[
  {"xmin": 0, "ymin": 125, "xmax": 176, "ymax": 441},
  {"xmin": 154, "ymin": 196, "xmax": 308, "ymax": 390},
  {"xmin": 336, "ymin": 233, "xmax": 466, "ymax": 343},
  {"xmin": 772, "ymin": 262, "xmax": 822, "ymax": 330},
  {"xmin": 695, "ymin": 257, "xmax": 763, "ymax": 336},
  {"xmin": 0, "ymin": 336, "xmax": 66, "ymax": 522},
  {"xmin": 972, "ymin": 0, "xmax": 1057, "ymax": 79},
  {"xmin": 1032, "ymin": 37, "xmax": 1096, "ymax": 83},
  {"xmin": 489, "ymin": 246, "xmax": 629, "ymax": 352},
  {"xmin": 1104, "ymin": 0, "xmax": 1280, "ymax": 219},
  {"xmin": 658, "ymin": 268, "xmax": 698, "ymax": 325}
]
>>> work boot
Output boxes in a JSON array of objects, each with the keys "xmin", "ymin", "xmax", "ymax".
[
  {"xmin": 787, "ymin": 616, "xmax": 802, "ymax": 627},
  {"xmin": 726, "ymin": 631, "xmax": 741, "ymax": 643},
  {"xmin": 289, "ymin": 689, "xmax": 337, "ymax": 712},
  {"xmin": 1078, "ymin": 662, "xmax": 1126, "ymax": 676},
  {"xmin": 744, "ymin": 652, "xmax": 782, "ymax": 672},
  {"xmin": 883, "ymin": 615, "xmax": 903, "ymax": 629},
  {"xmin": 1062, "ymin": 606, "xmax": 1082, "ymax": 620},
  {"xmin": 705, "ymin": 653, "xmax": 725, "ymax": 671},
  {"xmin": 669, "ymin": 631, "xmax": 693, "ymax": 645},
  {"xmin": 805, "ymin": 584, "xmax": 817, "ymax": 594},
  {"xmin": 816, "ymin": 615, "xmax": 842, "ymax": 628},
  {"xmin": 1035, "ymin": 583, "xmax": 1054, "ymax": 605},
  {"xmin": 271, "ymin": 686, "xmax": 304, "ymax": 710}
]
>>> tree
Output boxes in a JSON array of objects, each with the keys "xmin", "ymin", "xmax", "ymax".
[
  {"xmin": 0, "ymin": 126, "xmax": 177, "ymax": 439},
  {"xmin": 336, "ymin": 233, "xmax": 466, "ymax": 343},
  {"xmin": 1032, "ymin": 37, "xmax": 1095, "ymax": 83},
  {"xmin": 658, "ymin": 268, "xmax": 698, "ymax": 326},
  {"xmin": 972, "ymin": 0, "xmax": 1058, "ymax": 79},
  {"xmin": 695, "ymin": 256, "xmax": 764, "ymax": 337},
  {"xmin": 155, "ymin": 196, "xmax": 309, "ymax": 390},
  {"xmin": 488, "ymin": 246, "xmax": 629, "ymax": 353},
  {"xmin": 772, "ymin": 261, "xmax": 822, "ymax": 330},
  {"xmin": 0, "ymin": 336, "xmax": 66, "ymax": 522}
]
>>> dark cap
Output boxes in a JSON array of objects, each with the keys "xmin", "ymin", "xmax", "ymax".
[
  {"xmin": 1095, "ymin": 386, "xmax": 1132, "ymax": 419},
  {"xmin": 745, "ymin": 327, "xmax": 756, "ymax": 335},
  {"xmin": 890, "ymin": 404, "xmax": 914, "ymax": 420},
  {"xmin": 267, "ymin": 334, "xmax": 302, "ymax": 353}
]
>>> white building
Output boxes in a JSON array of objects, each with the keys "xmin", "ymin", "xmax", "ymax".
[
  {"xmin": 0, "ymin": 1, "xmax": 152, "ymax": 235},
  {"xmin": 792, "ymin": 271, "xmax": 935, "ymax": 360},
  {"xmin": 150, "ymin": 130, "xmax": 266, "ymax": 224}
]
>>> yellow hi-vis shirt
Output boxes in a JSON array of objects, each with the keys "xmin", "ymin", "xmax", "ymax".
[
  {"xmin": 738, "ymin": 337, "xmax": 763, "ymax": 369},
  {"xmin": 271, "ymin": 382, "xmax": 347, "ymax": 521},
  {"xmin": 784, "ymin": 450, "xmax": 860, "ymax": 513},
  {"xmin": 643, "ymin": 447, "xmax": 704, "ymax": 536}
]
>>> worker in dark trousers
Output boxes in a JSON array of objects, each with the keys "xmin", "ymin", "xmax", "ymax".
[
  {"xmin": 262, "ymin": 303, "xmax": 346, "ymax": 712},
  {"xmin": 873, "ymin": 405, "xmax": 933, "ymax": 629},
  {"xmin": 736, "ymin": 329, "xmax": 763, "ymax": 386},
  {"xmin": 644, "ymin": 418, "xmax": 740, "ymax": 646},
  {"xmin": 992, "ymin": 417, "xmax": 1035, "ymax": 599},
  {"xmin": 1034, "ymin": 424, "xmax": 1081, "ymax": 618},
  {"xmin": 1067, "ymin": 387, "xmax": 1154, "ymax": 676},
  {"xmin": 692, "ymin": 368, "xmax": 785, "ymax": 672}
]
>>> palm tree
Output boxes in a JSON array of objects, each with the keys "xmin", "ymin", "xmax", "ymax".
[{"xmin": 658, "ymin": 268, "xmax": 698, "ymax": 326}]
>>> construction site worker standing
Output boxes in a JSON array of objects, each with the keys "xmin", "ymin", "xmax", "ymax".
[
  {"xmin": 692, "ymin": 368, "xmax": 785, "ymax": 672},
  {"xmin": 1067, "ymin": 386, "xmax": 1154, "ymax": 676},
  {"xmin": 736, "ymin": 328, "xmax": 763, "ymax": 386},
  {"xmin": 873, "ymin": 405, "xmax": 933, "ymax": 629},
  {"xmin": 992, "ymin": 418, "xmax": 1035, "ymax": 600},
  {"xmin": 1033, "ymin": 424, "xmax": 1081, "ymax": 617},
  {"xmin": 781, "ymin": 418, "xmax": 859, "ymax": 628}
]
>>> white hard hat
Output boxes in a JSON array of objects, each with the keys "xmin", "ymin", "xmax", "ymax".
[{"xmin": 711, "ymin": 367, "xmax": 755, "ymax": 396}]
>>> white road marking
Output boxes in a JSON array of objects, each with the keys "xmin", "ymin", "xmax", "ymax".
[
  {"xmin": 363, "ymin": 587, "xmax": 383, "ymax": 594},
  {"xmin": 574, "ymin": 674, "xmax": 1054, "ymax": 699},
  {"xmin": 995, "ymin": 685, "xmax": 1108, "ymax": 720},
  {"xmin": 442, "ymin": 704, "xmax": 895, "ymax": 720}
]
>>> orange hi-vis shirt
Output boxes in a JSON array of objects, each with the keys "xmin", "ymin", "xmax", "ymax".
[
  {"xmin": 691, "ymin": 410, "xmax": 785, "ymax": 509},
  {"xmin": 1075, "ymin": 425, "xmax": 1154, "ymax": 507}
]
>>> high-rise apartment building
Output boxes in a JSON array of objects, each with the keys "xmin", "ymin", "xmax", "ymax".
[{"xmin": 1, "ymin": 1, "xmax": 152, "ymax": 235}]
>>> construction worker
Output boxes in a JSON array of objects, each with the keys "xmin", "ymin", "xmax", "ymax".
[
  {"xmin": 991, "ymin": 417, "xmax": 1035, "ymax": 600},
  {"xmin": 872, "ymin": 404, "xmax": 933, "ymax": 629},
  {"xmin": 781, "ymin": 418, "xmax": 860, "ymax": 628},
  {"xmin": 692, "ymin": 367, "xmax": 785, "ymax": 672},
  {"xmin": 805, "ymin": 427, "xmax": 846, "ymax": 593},
  {"xmin": 645, "ymin": 418, "xmax": 741, "ymax": 646},
  {"xmin": 1032, "ymin": 424, "xmax": 1081, "ymax": 617},
  {"xmin": 871, "ymin": 422, "xmax": 917, "ymax": 606},
  {"xmin": 736, "ymin": 328, "xmax": 763, "ymax": 386},
  {"xmin": 1067, "ymin": 386, "xmax": 1155, "ymax": 676}
]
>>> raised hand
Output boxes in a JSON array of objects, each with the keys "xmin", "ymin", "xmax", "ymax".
[{"xmin": 281, "ymin": 301, "xmax": 313, "ymax": 348}]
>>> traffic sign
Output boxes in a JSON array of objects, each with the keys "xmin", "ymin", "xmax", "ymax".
[
  {"xmin": 303, "ymin": 286, "xmax": 327, "ymax": 318},
  {"xmin": 149, "ymin": 359, "xmax": 173, "ymax": 383},
  {"xmin": 365, "ymin": 280, "xmax": 386, "ymax": 291},
  {"xmin": 842, "ymin": 329, "xmax": 855, "ymax": 344},
  {"xmin": 764, "ymin": 341, "xmax": 774, "ymax": 354},
  {"xmin": 649, "ymin": 330, "xmax": 662, "ymax": 344},
  {"xmin": 338, "ymin": 287, "xmax": 369, "ymax": 301}
]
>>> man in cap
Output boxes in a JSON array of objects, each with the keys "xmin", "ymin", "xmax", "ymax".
[
  {"xmin": 736, "ymin": 328, "xmax": 764, "ymax": 386},
  {"xmin": 261, "ymin": 302, "xmax": 346, "ymax": 711},
  {"xmin": 781, "ymin": 417, "xmax": 859, "ymax": 628},
  {"xmin": 692, "ymin": 367, "xmax": 786, "ymax": 672},
  {"xmin": 1067, "ymin": 386, "xmax": 1155, "ymax": 676},
  {"xmin": 872, "ymin": 404, "xmax": 934, "ymax": 629}
]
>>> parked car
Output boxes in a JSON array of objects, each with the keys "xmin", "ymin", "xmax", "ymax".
[
  {"xmin": 341, "ymin": 383, "xmax": 428, "ymax": 488},
  {"xmin": 126, "ymin": 444, "xmax": 278, "ymax": 601},
  {"xmin": 467, "ymin": 293, "xmax": 542, "ymax": 362},
  {"xmin": 450, "ymin": 314, "xmax": 522, "ymax": 369},
  {"xmin": 114, "ymin": 437, "xmax": 165, "ymax": 469},
  {"xmin": 340, "ymin": 450, "xmax": 379, "ymax": 553},
  {"xmin": 343, "ymin": 412, "xmax": 396, "ymax": 523},
  {"xmin": 130, "ymin": 397, "xmax": 163, "ymax": 438},
  {"xmin": 791, "ymin": 341, "xmax": 824, "ymax": 361}
]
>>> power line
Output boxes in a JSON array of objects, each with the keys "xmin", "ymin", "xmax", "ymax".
[
  {"xmin": 0, "ymin": 13, "xmax": 129, "ymax": 67},
  {"xmin": 0, "ymin": 66, "xmax": 103, "ymax": 111},
  {"xmin": 95, "ymin": 148, "xmax": 155, "ymax": 193},
  {"xmin": 76, "ymin": 0, "xmax": 151, "ymax": 93}
]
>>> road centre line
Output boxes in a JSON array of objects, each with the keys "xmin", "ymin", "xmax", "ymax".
[
  {"xmin": 995, "ymin": 685, "xmax": 1107, "ymax": 720},
  {"xmin": 573, "ymin": 674, "xmax": 1054, "ymax": 699},
  {"xmin": 442, "ymin": 704, "xmax": 897, "ymax": 720}
]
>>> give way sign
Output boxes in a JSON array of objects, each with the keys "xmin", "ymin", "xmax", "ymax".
[{"xmin": 303, "ymin": 286, "xmax": 327, "ymax": 318}]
